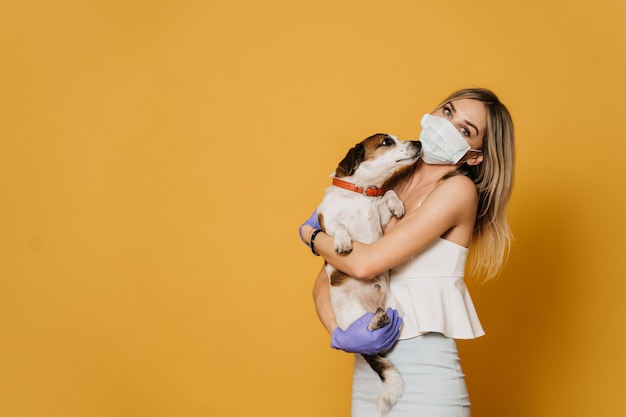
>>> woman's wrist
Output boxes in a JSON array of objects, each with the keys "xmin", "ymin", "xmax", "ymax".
[
  {"xmin": 301, "ymin": 225, "xmax": 315, "ymax": 245},
  {"xmin": 310, "ymin": 228, "xmax": 323, "ymax": 256}
]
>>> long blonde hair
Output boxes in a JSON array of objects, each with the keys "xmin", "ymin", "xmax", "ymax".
[
  {"xmin": 387, "ymin": 88, "xmax": 516, "ymax": 281},
  {"xmin": 444, "ymin": 88, "xmax": 515, "ymax": 281}
]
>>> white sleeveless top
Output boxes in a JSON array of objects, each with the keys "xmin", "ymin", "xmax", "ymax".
[{"xmin": 390, "ymin": 237, "xmax": 484, "ymax": 340}]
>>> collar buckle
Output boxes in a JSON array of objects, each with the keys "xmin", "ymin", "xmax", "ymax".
[
  {"xmin": 361, "ymin": 185, "xmax": 379, "ymax": 196},
  {"xmin": 332, "ymin": 177, "xmax": 386, "ymax": 197}
]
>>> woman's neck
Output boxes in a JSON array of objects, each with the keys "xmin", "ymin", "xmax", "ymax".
[
  {"xmin": 397, "ymin": 162, "xmax": 455, "ymax": 190},
  {"xmin": 394, "ymin": 162, "xmax": 457, "ymax": 211}
]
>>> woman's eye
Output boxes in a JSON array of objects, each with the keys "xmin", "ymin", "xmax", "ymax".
[
  {"xmin": 460, "ymin": 127, "xmax": 470, "ymax": 137},
  {"xmin": 443, "ymin": 106, "xmax": 452, "ymax": 117}
]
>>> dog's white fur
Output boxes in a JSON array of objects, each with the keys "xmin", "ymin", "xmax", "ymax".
[{"xmin": 317, "ymin": 133, "xmax": 421, "ymax": 415}]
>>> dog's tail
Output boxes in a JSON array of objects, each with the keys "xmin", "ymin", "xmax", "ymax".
[{"xmin": 362, "ymin": 354, "xmax": 404, "ymax": 415}]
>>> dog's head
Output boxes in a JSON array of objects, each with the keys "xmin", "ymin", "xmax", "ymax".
[{"xmin": 334, "ymin": 134, "xmax": 421, "ymax": 186}]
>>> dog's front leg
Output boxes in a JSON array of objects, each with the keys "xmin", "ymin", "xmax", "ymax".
[
  {"xmin": 380, "ymin": 190, "xmax": 405, "ymax": 226},
  {"xmin": 325, "ymin": 221, "xmax": 353, "ymax": 254}
]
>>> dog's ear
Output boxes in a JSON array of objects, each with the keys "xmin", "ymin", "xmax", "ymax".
[{"xmin": 336, "ymin": 143, "xmax": 365, "ymax": 177}]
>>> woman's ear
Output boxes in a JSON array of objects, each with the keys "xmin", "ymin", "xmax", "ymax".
[{"xmin": 466, "ymin": 152, "xmax": 483, "ymax": 166}]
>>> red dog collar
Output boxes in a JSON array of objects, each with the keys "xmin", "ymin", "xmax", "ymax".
[{"xmin": 332, "ymin": 178, "xmax": 386, "ymax": 197}]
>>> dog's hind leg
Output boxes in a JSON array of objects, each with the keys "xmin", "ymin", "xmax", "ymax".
[{"xmin": 368, "ymin": 307, "xmax": 389, "ymax": 330}]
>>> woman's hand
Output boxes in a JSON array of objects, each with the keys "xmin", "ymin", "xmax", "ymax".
[
  {"xmin": 299, "ymin": 209, "xmax": 320, "ymax": 247},
  {"xmin": 330, "ymin": 308, "xmax": 402, "ymax": 355}
]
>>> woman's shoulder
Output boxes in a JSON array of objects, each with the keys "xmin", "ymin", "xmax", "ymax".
[
  {"xmin": 413, "ymin": 174, "xmax": 479, "ymax": 222},
  {"xmin": 435, "ymin": 174, "xmax": 478, "ymax": 200},
  {"xmin": 413, "ymin": 174, "xmax": 478, "ymax": 219}
]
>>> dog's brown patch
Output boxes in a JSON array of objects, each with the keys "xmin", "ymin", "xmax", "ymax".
[
  {"xmin": 329, "ymin": 269, "xmax": 350, "ymax": 286},
  {"xmin": 334, "ymin": 133, "xmax": 397, "ymax": 178},
  {"xmin": 361, "ymin": 133, "xmax": 396, "ymax": 161}
]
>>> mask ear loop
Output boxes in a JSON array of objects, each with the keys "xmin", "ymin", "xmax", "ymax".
[{"xmin": 459, "ymin": 149, "xmax": 483, "ymax": 164}]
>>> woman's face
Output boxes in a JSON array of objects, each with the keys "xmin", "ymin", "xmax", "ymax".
[{"xmin": 432, "ymin": 98, "xmax": 487, "ymax": 151}]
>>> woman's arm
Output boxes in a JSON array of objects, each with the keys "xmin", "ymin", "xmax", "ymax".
[
  {"xmin": 303, "ymin": 175, "xmax": 478, "ymax": 280},
  {"xmin": 312, "ymin": 267, "xmax": 338, "ymax": 334}
]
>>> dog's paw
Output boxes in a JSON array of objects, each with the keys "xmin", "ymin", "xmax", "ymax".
[
  {"xmin": 334, "ymin": 239, "xmax": 353, "ymax": 254},
  {"xmin": 390, "ymin": 202, "xmax": 405, "ymax": 218},
  {"xmin": 333, "ymin": 230, "xmax": 353, "ymax": 254},
  {"xmin": 384, "ymin": 191, "xmax": 405, "ymax": 218},
  {"xmin": 368, "ymin": 307, "xmax": 389, "ymax": 331}
]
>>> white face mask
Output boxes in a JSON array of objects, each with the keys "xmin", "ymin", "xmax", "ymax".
[{"xmin": 419, "ymin": 113, "xmax": 481, "ymax": 165}]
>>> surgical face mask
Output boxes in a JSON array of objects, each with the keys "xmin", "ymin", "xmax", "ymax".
[{"xmin": 419, "ymin": 113, "xmax": 481, "ymax": 165}]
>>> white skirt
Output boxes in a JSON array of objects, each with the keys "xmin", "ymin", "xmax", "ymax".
[{"xmin": 351, "ymin": 333, "xmax": 471, "ymax": 417}]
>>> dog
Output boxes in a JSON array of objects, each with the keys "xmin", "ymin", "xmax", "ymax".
[{"xmin": 316, "ymin": 133, "xmax": 421, "ymax": 415}]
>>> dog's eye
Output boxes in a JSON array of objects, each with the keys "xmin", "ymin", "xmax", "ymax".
[{"xmin": 381, "ymin": 137, "xmax": 394, "ymax": 146}]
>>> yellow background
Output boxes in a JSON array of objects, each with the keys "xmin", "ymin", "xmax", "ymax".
[{"xmin": 1, "ymin": 1, "xmax": 625, "ymax": 416}]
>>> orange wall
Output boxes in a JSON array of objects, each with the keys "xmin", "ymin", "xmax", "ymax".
[{"xmin": 1, "ymin": 1, "xmax": 625, "ymax": 416}]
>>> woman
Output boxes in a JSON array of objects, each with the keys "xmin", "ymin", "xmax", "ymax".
[{"xmin": 299, "ymin": 87, "xmax": 515, "ymax": 416}]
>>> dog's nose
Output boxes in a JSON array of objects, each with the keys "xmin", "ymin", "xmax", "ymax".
[{"xmin": 410, "ymin": 140, "xmax": 422, "ymax": 150}]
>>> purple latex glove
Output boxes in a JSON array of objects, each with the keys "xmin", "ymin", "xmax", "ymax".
[
  {"xmin": 298, "ymin": 209, "xmax": 321, "ymax": 247},
  {"xmin": 331, "ymin": 308, "xmax": 402, "ymax": 355}
]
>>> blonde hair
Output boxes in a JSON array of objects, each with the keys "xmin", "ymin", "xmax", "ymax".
[
  {"xmin": 385, "ymin": 88, "xmax": 516, "ymax": 281},
  {"xmin": 439, "ymin": 88, "xmax": 516, "ymax": 281}
]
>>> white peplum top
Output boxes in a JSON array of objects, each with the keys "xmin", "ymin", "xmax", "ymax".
[{"xmin": 390, "ymin": 237, "xmax": 485, "ymax": 340}]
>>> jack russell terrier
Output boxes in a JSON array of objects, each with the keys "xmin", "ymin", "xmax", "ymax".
[{"xmin": 316, "ymin": 133, "xmax": 421, "ymax": 415}]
